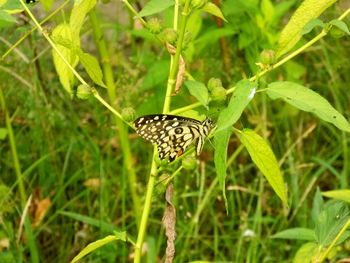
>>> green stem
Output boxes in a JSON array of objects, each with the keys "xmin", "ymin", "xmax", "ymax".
[
  {"xmin": 89, "ymin": 9, "xmax": 141, "ymax": 227},
  {"xmin": 121, "ymin": 0, "xmax": 147, "ymax": 27},
  {"xmin": 133, "ymin": 153, "xmax": 158, "ymax": 263},
  {"xmin": 133, "ymin": 1, "xmax": 192, "ymax": 262},
  {"xmin": 19, "ymin": 0, "xmax": 88, "ymax": 86},
  {"xmin": 1, "ymin": 0, "xmax": 72, "ymax": 60},
  {"xmin": 0, "ymin": 87, "xmax": 26, "ymax": 204}
]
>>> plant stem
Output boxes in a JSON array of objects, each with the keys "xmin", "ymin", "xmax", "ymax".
[
  {"xmin": 133, "ymin": 1, "xmax": 192, "ymax": 262},
  {"xmin": 1, "ymin": 0, "xmax": 72, "ymax": 60},
  {"xmin": 0, "ymin": 87, "xmax": 26, "ymax": 204},
  {"xmin": 89, "ymin": 9, "xmax": 141, "ymax": 228}
]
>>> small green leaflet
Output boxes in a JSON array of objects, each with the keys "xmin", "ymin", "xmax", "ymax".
[
  {"xmin": 329, "ymin": 19, "xmax": 350, "ymax": 35},
  {"xmin": 77, "ymin": 50, "xmax": 106, "ymax": 88},
  {"xmin": 271, "ymin": 228, "xmax": 316, "ymax": 241},
  {"xmin": 293, "ymin": 242, "xmax": 319, "ymax": 263},
  {"xmin": 239, "ymin": 129, "xmax": 287, "ymax": 204},
  {"xmin": 266, "ymin": 81, "xmax": 350, "ymax": 132},
  {"xmin": 185, "ymin": 80, "xmax": 209, "ymax": 109},
  {"xmin": 70, "ymin": 234, "xmax": 126, "ymax": 263},
  {"xmin": 201, "ymin": 2, "xmax": 227, "ymax": 22},
  {"xmin": 215, "ymin": 79, "xmax": 256, "ymax": 133},
  {"xmin": 322, "ymin": 190, "xmax": 350, "ymax": 203},
  {"xmin": 137, "ymin": 0, "xmax": 174, "ymax": 17},
  {"xmin": 301, "ymin": 19, "xmax": 325, "ymax": 35}
]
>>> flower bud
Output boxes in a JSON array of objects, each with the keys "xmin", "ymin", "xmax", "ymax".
[
  {"xmin": 148, "ymin": 18, "xmax": 163, "ymax": 34},
  {"xmin": 260, "ymin": 49, "xmax": 276, "ymax": 65},
  {"xmin": 207, "ymin": 77, "xmax": 222, "ymax": 92},
  {"xmin": 191, "ymin": 0, "xmax": 208, "ymax": 9},
  {"xmin": 329, "ymin": 27, "xmax": 345, "ymax": 39},
  {"xmin": 162, "ymin": 28, "xmax": 178, "ymax": 45},
  {"xmin": 182, "ymin": 155, "xmax": 197, "ymax": 170},
  {"xmin": 210, "ymin": 86, "xmax": 227, "ymax": 103},
  {"xmin": 76, "ymin": 84, "xmax": 92, "ymax": 100},
  {"xmin": 122, "ymin": 107, "xmax": 136, "ymax": 122}
]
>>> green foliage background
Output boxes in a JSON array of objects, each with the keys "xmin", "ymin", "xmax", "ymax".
[{"xmin": 0, "ymin": 0, "xmax": 350, "ymax": 262}]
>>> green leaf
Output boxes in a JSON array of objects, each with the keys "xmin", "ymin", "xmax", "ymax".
[
  {"xmin": 213, "ymin": 128, "xmax": 231, "ymax": 212},
  {"xmin": 137, "ymin": 0, "xmax": 174, "ymax": 17},
  {"xmin": 329, "ymin": 19, "xmax": 350, "ymax": 35},
  {"xmin": 292, "ymin": 242, "xmax": 319, "ymax": 263},
  {"xmin": 0, "ymin": 10, "xmax": 17, "ymax": 28},
  {"xmin": 51, "ymin": 23, "xmax": 79, "ymax": 96},
  {"xmin": 184, "ymin": 80, "xmax": 209, "ymax": 109},
  {"xmin": 201, "ymin": 2, "xmax": 227, "ymax": 22},
  {"xmin": 215, "ymin": 79, "xmax": 257, "ymax": 133},
  {"xmin": 261, "ymin": 0, "xmax": 275, "ymax": 23},
  {"xmin": 77, "ymin": 50, "xmax": 106, "ymax": 88},
  {"xmin": 42, "ymin": 0, "xmax": 54, "ymax": 13},
  {"xmin": 0, "ymin": 127, "xmax": 8, "ymax": 140},
  {"xmin": 70, "ymin": 0, "xmax": 97, "ymax": 46},
  {"xmin": 239, "ymin": 129, "xmax": 287, "ymax": 204},
  {"xmin": 266, "ymin": 81, "xmax": 350, "ymax": 132},
  {"xmin": 315, "ymin": 200, "xmax": 350, "ymax": 246},
  {"xmin": 70, "ymin": 234, "xmax": 126, "ymax": 263},
  {"xmin": 301, "ymin": 18, "xmax": 325, "ymax": 35},
  {"xmin": 141, "ymin": 59, "xmax": 170, "ymax": 91},
  {"xmin": 271, "ymin": 228, "xmax": 316, "ymax": 241},
  {"xmin": 322, "ymin": 189, "xmax": 350, "ymax": 203},
  {"xmin": 276, "ymin": 0, "xmax": 338, "ymax": 58},
  {"xmin": 312, "ymin": 188, "xmax": 324, "ymax": 225}
]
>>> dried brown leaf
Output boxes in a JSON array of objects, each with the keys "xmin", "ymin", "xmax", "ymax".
[
  {"xmin": 162, "ymin": 182, "xmax": 176, "ymax": 263},
  {"xmin": 166, "ymin": 42, "xmax": 185, "ymax": 96}
]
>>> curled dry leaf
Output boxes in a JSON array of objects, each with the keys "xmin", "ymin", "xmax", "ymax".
[
  {"xmin": 162, "ymin": 182, "xmax": 176, "ymax": 263},
  {"xmin": 29, "ymin": 188, "xmax": 51, "ymax": 228},
  {"xmin": 166, "ymin": 42, "xmax": 185, "ymax": 96}
]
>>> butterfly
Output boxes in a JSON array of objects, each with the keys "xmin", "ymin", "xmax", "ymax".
[{"xmin": 133, "ymin": 114, "xmax": 213, "ymax": 162}]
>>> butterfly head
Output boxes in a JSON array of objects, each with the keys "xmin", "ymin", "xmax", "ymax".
[{"xmin": 202, "ymin": 117, "xmax": 214, "ymax": 136}]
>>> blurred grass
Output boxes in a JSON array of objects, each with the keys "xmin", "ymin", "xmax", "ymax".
[{"xmin": 0, "ymin": 0, "xmax": 350, "ymax": 262}]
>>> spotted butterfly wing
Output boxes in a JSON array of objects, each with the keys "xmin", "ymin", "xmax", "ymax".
[{"xmin": 134, "ymin": 114, "xmax": 213, "ymax": 162}]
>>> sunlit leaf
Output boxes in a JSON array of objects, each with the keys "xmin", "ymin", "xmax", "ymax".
[
  {"xmin": 71, "ymin": 234, "xmax": 126, "ymax": 263},
  {"xmin": 239, "ymin": 129, "xmax": 287, "ymax": 203},
  {"xmin": 292, "ymin": 242, "xmax": 319, "ymax": 263},
  {"xmin": 52, "ymin": 23, "xmax": 79, "ymax": 96},
  {"xmin": 276, "ymin": 0, "xmax": 338, "ymax": 58},
  {"xmin": 137, "ymin": 0, "xmax": 174, "ymax": 17},
  {"xmin": 70, "ymin": 0, "xmax": 97, "ymax": 46},
  {"xmin": 266, "ymin": 81, "xmax": 350, "ymax": 132},
  {"xmin": 322, "ymin": 189, "xmax": 350, "ymax": 203}
]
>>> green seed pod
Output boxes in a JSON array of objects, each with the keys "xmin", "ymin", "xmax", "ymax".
[
  {"xmin": 211, "ymin": 86, "xmax": 227, "ymax": 103},
  {"xmin": 207, "ymin": 77, "xmax": 222, "ymax": 92},
  {"xmin": 148, "ymin": 18, "xmax": 163, "ymax": 34},
  {"xmin": 191, "ymin": 0, "xmax": 208, "ymax": 9},
  {"xmin": 329, "ymin": 27, "xmax": 345, "ymax": 39},
  {"xmin": 260, "ymin": 49, "xmax": 276, "ymax": 65},
  {"xmin": 76, "ymin": 84, "xmax": 92, "ymax": 100},
  {"xmin": 122, "ymin": 107, "xmax": 136, "ymax": 122},
  {"xmin": 162, "ymin": 28, "xmax": 178, "ymax": 45},
  {"xmin": 182, "ymin": 155, "xmax": 197, "ymax": 170}
]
